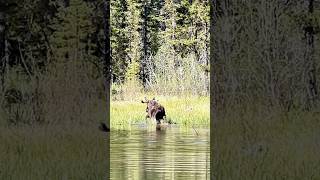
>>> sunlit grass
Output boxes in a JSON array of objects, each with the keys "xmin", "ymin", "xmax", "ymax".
[{"xmin": 111, "ymin": 95, "xmax": 209, "ymax": 129}]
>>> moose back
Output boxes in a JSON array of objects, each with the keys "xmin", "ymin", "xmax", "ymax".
[{"xmin": 141, "ymin": 98, "xmax": 166, "ymax": 124}]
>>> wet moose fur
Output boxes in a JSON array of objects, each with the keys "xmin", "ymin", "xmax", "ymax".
[{"xmin": 141, "ymin": 97, "xmax": 166, "ymax": 124}]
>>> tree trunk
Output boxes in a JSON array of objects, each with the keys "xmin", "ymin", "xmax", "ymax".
[
  {"xmin": 305, "ymin": 0, "xmax": 317, "ymax": 109},
  {"xmin": 211, "ymin": 0, "xmax": 224, "ymax": 123},
  {"xmin": 102, "ymin": 0, "xmax": 110, "ymax": 178},
  {"xmin": 0, "ymin": 10, "xmax": 5, "ymax": 92},
  {"xmin": 210, "ymin": 2, "xmax": 222, "ymax": 179},
  {"xmin": 102, "ymin": 0, "xmax": 111, "ymax": 117},
  {"xmin": 64, "ymin": 0, "xmax": 70, "ymax": 7},
  {"xmin": 141, "ymin": 0, "xmax": 149, "ymax": 89},
  {"xmin": 205, "ymin": 21, "xmax": 209, "ymax": 94}
]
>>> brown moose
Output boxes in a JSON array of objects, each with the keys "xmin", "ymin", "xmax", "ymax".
[{"xmin": 141, "ymin": 97, "xmax": 166, "ymax": 124}]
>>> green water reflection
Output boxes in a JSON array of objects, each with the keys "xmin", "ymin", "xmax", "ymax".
[{"xmin": 111, "ymin": 126, "xmax": 210, "ymax": 180}]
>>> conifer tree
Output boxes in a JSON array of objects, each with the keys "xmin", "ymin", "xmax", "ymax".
[
  {"xmin": 125, "ymin": 0, "xmax": 143, "ymax": 83},
  {"xmin": 111, "ymin": 0, "xmax": 130, "ymax": 82},
  {"xmin": 50, "ymin": 0, "xmax": 94, "ymax": 62}
]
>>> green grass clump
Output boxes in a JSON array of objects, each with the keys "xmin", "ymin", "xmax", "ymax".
[{"xmin": 111, "ymin": 95, "xmax": 209, "ymax": 129}]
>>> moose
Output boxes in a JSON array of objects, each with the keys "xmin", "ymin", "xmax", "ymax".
[{"xmin": 141, "ymin": 97, "xmax": 166, "ymax": 124}]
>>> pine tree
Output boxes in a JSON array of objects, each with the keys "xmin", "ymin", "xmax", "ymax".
[
  {"xmin": 161, "ymin": 0, "xmax": 178, "ymax": 66},
  {"xmin": 138, "ymin": 0, "xmax": 164, "ymax": 88},
  {"xmin": 50, "ymin": 0, "xmax": 94, "ymax": 62},
  {"xmin": 111, "ymin": 0, "xmax": 130, "ymax": 83},
  {"xmin": 0, "ymin": 4, "xmax": 7, "ymax": 92},
  {"xmin": 125, "ymin": 0, "xmax": 143, "ymax": 83}
]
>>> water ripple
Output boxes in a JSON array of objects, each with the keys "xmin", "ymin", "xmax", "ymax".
[{"xmin": 111, "ymin": 127, "xmax": 210, "ymax": 180}]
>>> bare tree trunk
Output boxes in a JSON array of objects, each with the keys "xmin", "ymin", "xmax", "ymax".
[
  {"xmin": 143, "ymin": 2, "xmax": 147, "ymax": 88},
  {"xmin": 210, "ymin": 1, "xmax": 215, "ymax": 179},
  {"xmin": 102, "ymin": 0, "xmax": 111, "ymax": 120},
  {"xmin": 64, "ymin": 0, "xmax": 70, "ymax": 7},
  {"xmin": 205, "ymin": 21, "xmax": 210, "ymax": 94},
  {"xmin": 211, "ymin": 1, "xmax": 223, "ymax": 178},
  {"xmin": 102, "ymin": 0, "xmax": 110, "ymax": 178},
  {"xmin": 0, "ymin": 10, "xmax": 5, "ymax": 93},
  {"xmin": 211, "ymin": 0, "xmax": 225, "ymax": 123},
  {"xmin": 170, "ymin": 5, "xmax": 181, "ymax": 94},
  {"xmin": 210, "ymin": 0, "xmax": 224, "ymax": 179},
  {"xmin": 305, "ymin": 0, "xmax": 317, "ymax": 109}
]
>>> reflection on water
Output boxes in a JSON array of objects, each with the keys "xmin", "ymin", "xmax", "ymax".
[{"xmin": 111, "ymin": 126, "xmax": 210, "ymax": 180}]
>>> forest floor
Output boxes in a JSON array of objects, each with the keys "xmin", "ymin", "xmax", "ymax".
[{"xmin": 110, "ymin": 95, "xmax": 210, "ymax": 129}]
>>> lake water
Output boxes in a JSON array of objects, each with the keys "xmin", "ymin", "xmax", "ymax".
[{"xmin": 110, "ymin": 125, "xmax": 210, "ymax": 180}]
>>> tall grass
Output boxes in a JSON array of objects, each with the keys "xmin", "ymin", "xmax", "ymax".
[
  {"xmin": 147, "ymin": 47, "xmax": 209, "ymax": 96},
  {"xmin": 0, "ymin": 60, "xmax": 106, "ymax": 126},
  {"xmin": 0, "ymin": 61, "xmax": 109, "ymax": 179},
  {"xmin": 111, "ymin": 93, "xmax": 209, "ymax": 129},
  {"xmin": 213, "ymin": 106, "xmax": 320, "ymax": 179},
  {"xmin": 0, "ymin": 124, "xmax": 108, "ymax": 179}
]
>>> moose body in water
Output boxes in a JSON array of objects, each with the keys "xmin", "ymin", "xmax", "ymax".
[{"xmin": 141, "ymin": 97, "xmax": 166, "ymax": 124}]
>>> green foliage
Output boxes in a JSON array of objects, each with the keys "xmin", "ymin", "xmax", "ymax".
[
  {"xmin": 50, "ymin": 0, "xmax": 95, "ymax": 61},
  {"xmin": 216, "ymin": 0, "xmax": 320, "ymax": 111},
  {"xmin": 126, "ymin": 57, "xmax": 140, "ymax": 81},
  {"xmin": 0, "ymin": 0, "xmax": 105, "ymax": 126},
  {"xmin": 109, "ymin": 0, "xmax": 209, "ymax": 91},
  {"xmin": 111, "ymin": 0, "xmax": 130, "ymax": 82}
]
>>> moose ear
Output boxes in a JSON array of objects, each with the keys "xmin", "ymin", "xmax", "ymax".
[{"xmin": 141, "ymin": 100, "xmax": 149, "ymax": 103}]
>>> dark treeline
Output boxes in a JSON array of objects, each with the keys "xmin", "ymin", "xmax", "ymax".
[
  {"xmin": 211, "ymin": 1, "xmax": 320, "ymax": 179},
  {"xmin": 2, "ymin": 0, "xmax": 320, "ymax": 125},
  {"xmin": 111, "ymin": 0, "xmax": 210, "ymax": 96},
  {"xmin": 0, "ymin": 0, "xmax": 111, "ymax": 125},
  {"xmin": 211, "ymin": 0, "xmax": 320, "ymax": 116},
  {"xmin": 0, "ymin": 0, "xmax": 209, "ymax": 125}
]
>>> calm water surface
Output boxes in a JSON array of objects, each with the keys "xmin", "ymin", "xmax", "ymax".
[{"xmin": 110, "ymin": 126, "xmax": 210, "ymax": 180}]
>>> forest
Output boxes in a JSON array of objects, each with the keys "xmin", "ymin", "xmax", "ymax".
[
  {"xmin": 0, "ymin": 0, "xmax": 209, "ymax": 178},
  {"xmin": 110, "ymin": 0, "xmax": 210, "ymax": 128},
  {"xmin": 2, "ymin": 0, "xmax": 320, "ymax": 178},
  {"xmin": 0, "ymin": 0, "xmax": 112, "ymax": 126},
  {"xmin": 211, "ymin": 0, "xmax": 320, "ymax": 116},
  {"xmin": 0, "ymin": 0, "xmax": 111, "ymax": 178},
  {"xmin": 110, "ymin": 0, "xmax": 209, "ymax": 97},
  {"xmin": 211, "ymin": 1, "xmax": 320, "ymax": 179},
  {"xmin": 0, "ymin": 0, "xmax": 210, "ymax": 126}
]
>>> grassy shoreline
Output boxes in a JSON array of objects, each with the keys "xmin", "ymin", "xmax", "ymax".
[{"xmin": 111, "ymin": 95, "xmax": 210, "ymax": 129}]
